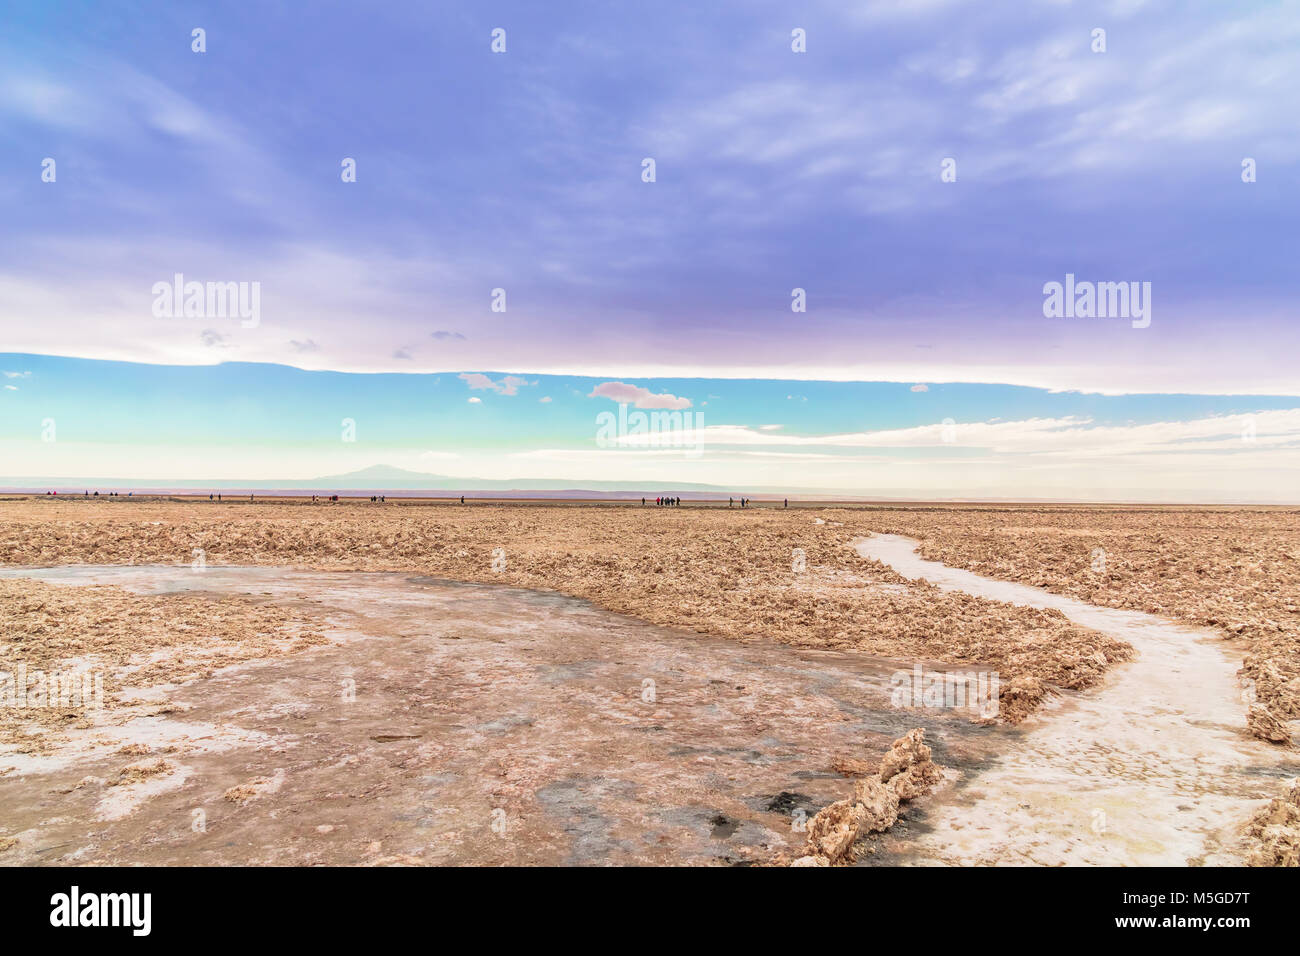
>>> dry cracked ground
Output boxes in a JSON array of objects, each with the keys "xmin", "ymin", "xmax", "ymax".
[{"xmin": 0, "ymin": 497, "xmax": 1296, "ymax": 865}]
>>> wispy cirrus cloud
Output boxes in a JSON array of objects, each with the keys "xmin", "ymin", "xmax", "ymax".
[
  {"xmin": 1, "ymin": 1, "xmax": 1298, "ymax": 399},
  {"xmin": 611, "ymin": 410, "xmax": 1300, "ymax": 461}
]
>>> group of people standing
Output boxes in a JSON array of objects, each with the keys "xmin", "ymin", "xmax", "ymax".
[{"xmin": 651, "ymin": 496, "xmax": 680, "ymax": 506}]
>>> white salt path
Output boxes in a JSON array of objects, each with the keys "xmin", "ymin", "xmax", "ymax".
[{"xmin": 855, "ymin": 533, "xmax": 1292, "ymax": 866}]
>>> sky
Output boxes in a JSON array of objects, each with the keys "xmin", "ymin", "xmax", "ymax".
[{"xmin": 1, "ymin": 1, "xmax": 1298, "ymax": 499}]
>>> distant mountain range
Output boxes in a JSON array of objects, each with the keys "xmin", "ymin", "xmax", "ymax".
[
  {"xmin": 307, "ymin": 464, "xmax": 739, "ymax": 494},
  {"xmin": 0, "ymin": 464, "xmax": 766, "ymax": 497},
  {"xmin": 2, "ymin": 464, "xmax": 1240, "ymax": 503}
]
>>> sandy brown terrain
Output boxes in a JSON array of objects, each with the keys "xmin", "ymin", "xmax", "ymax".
[
  {"xmin": 1, "ymin": 497, "xmax": 1296, "ymax": 865},
  {"xmin": 0, "ymin": 577, "xmax": 327, "ymax": 755},
  {"xmin": 0, "ymin": 564, "xmax": 1003, "ymax": 866},
  {"xmin": 869, "ymin": 507, "xmax": 1300, "ymax": 744},
  {"xmin": 0, "ymin": 497, "xmax": 1128, "ymax": 724}
]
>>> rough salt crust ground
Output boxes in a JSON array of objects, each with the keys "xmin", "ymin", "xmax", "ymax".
[
  {"xmin": 870, "ymin": 505, "xmax": 1300, "ymax": 742},
  {"xmin": 0, "ymin": 576, "xmax": 328, "ymax": 754},
  {"xmin": 0, "ymin": 499, "xmax": 1127, "ymax": 724},
  {"xmin": 1, "ymin": 497, "xmax": 1296, "ymax": 865}
]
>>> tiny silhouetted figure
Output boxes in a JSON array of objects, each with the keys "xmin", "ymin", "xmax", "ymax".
[
  {"xmin": 784, "ymin": 498, "xmax": 788, "ymax": 508},
  {"xmin": 460, "ymin": 496, "xmax": 465, "ymax": 505},
  {"xmin": 729, "ymin": 497, "xmax": 733, "ymax": 508},
  {"xmin": 641, "ymin": 497, "xmax": 645, "ymax": 506}
]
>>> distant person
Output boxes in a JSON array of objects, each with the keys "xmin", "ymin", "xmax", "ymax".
[
  {"xmin": 460, "ymin": 496, "xmax": 465, "ymax": 505},
  {"xmin": 784, "ymin": 498, "xmax": 788, "ymax": 508}
]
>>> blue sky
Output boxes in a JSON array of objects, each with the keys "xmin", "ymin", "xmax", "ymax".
[
  {"xmin": 1, "ymin": 1, "xmax": 1298, "ymax": 498},
  {"xmin": 3, "ymin": 354, "xmax": 1298, "ymax": 501}
]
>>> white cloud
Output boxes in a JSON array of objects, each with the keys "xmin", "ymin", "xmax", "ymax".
[
  {"xmin": 614, "ymin": 410, "xmax": 1300, "ymax": 461},
  {"xmin": 460, "ymin": 372, "xmax": 529, "ymax": 396},
  {"xmin": 588, "ymin": 381, "xmax": 691, "ymax": 409}
]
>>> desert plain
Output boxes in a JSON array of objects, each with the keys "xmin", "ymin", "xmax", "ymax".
[{"xmin": 0, "ymin": 496, "xmax": 1297, "ymax": 866}]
